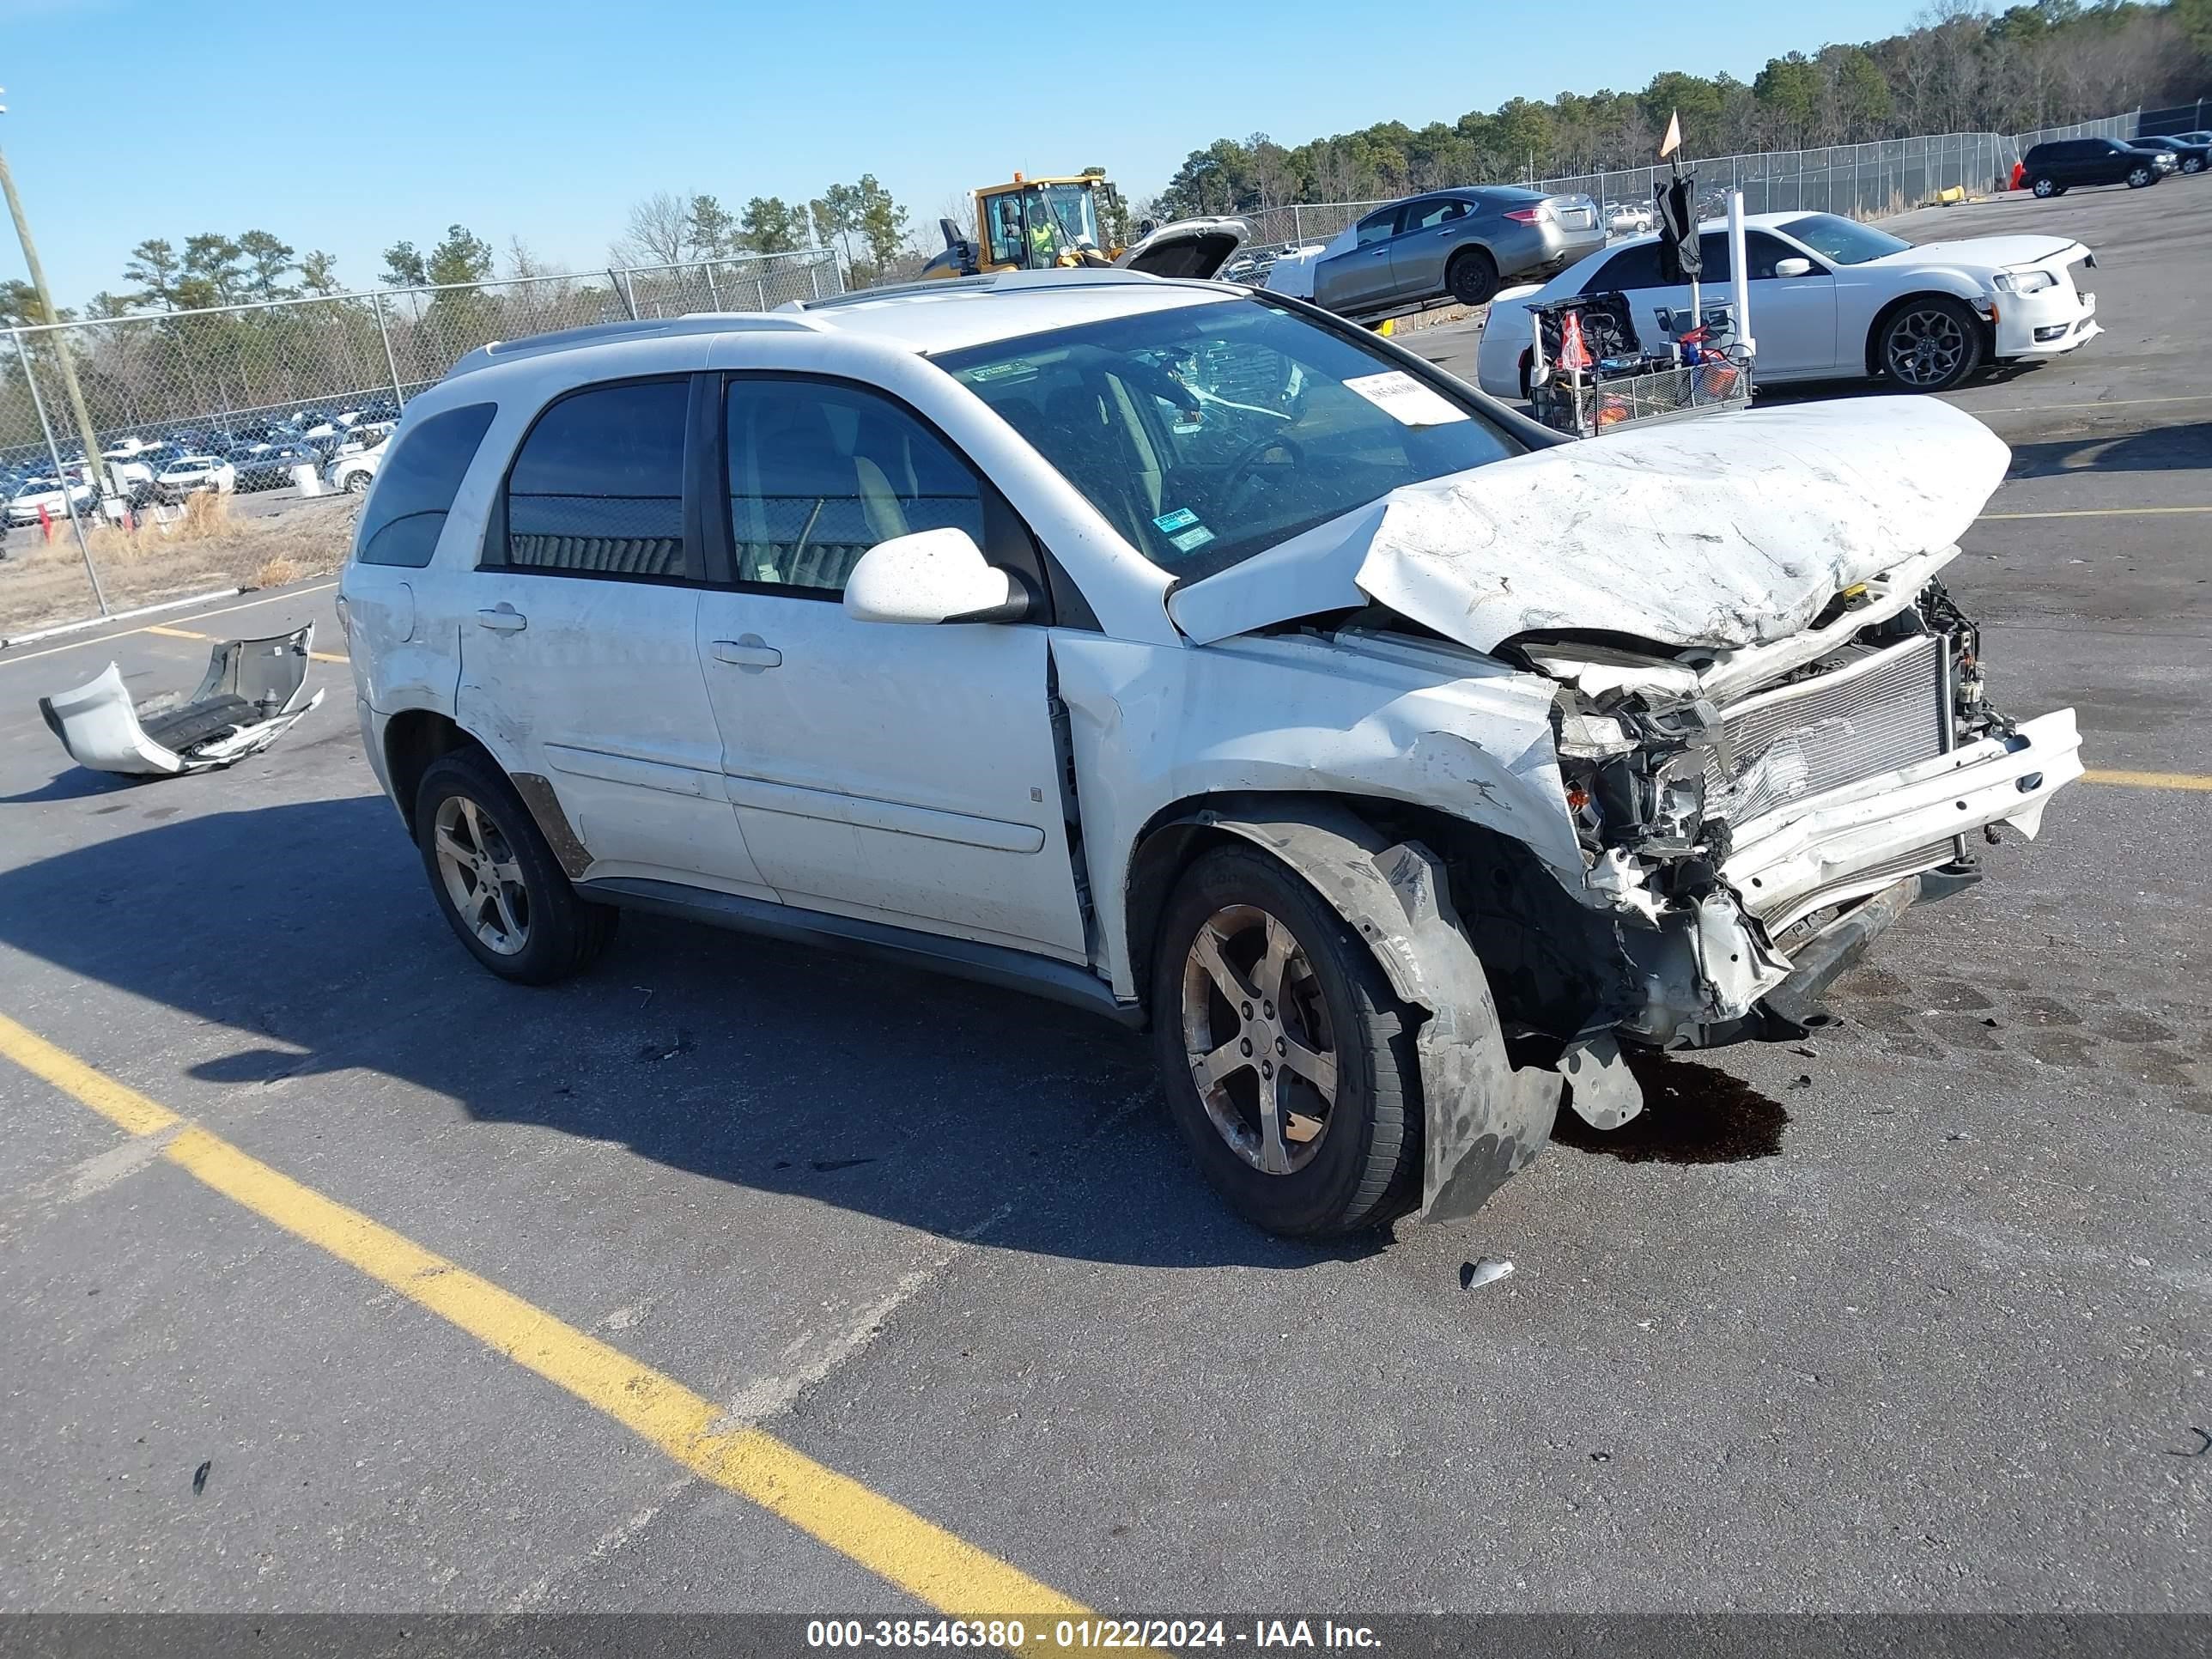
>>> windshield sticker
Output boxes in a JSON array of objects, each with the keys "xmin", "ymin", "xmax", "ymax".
[
  {"xmin": 1169, "ymin": 524, "xmax": 1217, "ymax": 554},
  {"xmin": 1343, "ymin": 370, "xmax": 1470, "ymax": 427},
  {"xmin": 1153, "ymin": 507, "xmax": 1200, "ymax": 533}
]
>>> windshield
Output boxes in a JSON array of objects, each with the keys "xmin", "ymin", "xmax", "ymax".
[
  {"xmin": 1779, "ymin": 214, "xmax": 1911, "ymax": 265},
  {"xmin": 940, "ymin": 296, "xmax": 1520, "ymax": 580},
  {"xmin": 1027, "ymin": 184, "xmax": 1102, "ymax": 255}
]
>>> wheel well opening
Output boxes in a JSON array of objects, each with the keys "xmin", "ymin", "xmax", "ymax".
[
  {"xmin": 1122, "ymin": 794, "xmax": 1619, "ymax": 1060},
  {"xmin": 383, "ymin": 710, "xmax": 477, "ymax": 820}
]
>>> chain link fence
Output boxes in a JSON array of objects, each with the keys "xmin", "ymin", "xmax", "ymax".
[
  {"xmin": 1225, "ymin": 105, "xmax": 2186, "ymax": 259},
  {"xmin": 0, "ymin": 246, "xmax": 841, "ymax": 637}
]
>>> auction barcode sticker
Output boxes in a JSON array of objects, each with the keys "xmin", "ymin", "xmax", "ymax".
[{"xmin": 1343, "ymin": 370, "xmax": 1469, "ymax": 427}]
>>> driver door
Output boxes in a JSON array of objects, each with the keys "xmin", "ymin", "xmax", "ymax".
[{"xmin": 691, "ymin": 374, "xmax": 1088, "ymax": 959}]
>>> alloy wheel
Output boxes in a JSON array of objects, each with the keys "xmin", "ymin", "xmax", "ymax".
[
  {"xmin": 433, "ymin": 795, "xmax": 531, "ymax": 956},
  {"xmin": 1179, "ymin": 904, "xmax": 1340, "ymax": 1176},
  {"xmin": 1886, "ymin": 306, "xmax": 1967, "ymax": 387}
]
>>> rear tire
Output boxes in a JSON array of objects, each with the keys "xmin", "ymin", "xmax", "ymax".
[
  {"xmin": 414, "ymin": 750, "xmax": 615, "ymax": 985},
  {"xmin": 1447, "ymin": 247, "xmax": 1500, "ymax": 307},
  {"xmin": 2185, "ymin": 157, "xmax": 2205, "ymax": 175},
  {"xmin": 1150, "ymin": 845, "xmax": 1422, "ymax": 1237},
  {"xmin": 2030, "ymin": 175, "xmax": 2057, "ymax": 198}
]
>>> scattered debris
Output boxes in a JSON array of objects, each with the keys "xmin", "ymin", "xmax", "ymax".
[
  {"xmin": 1982, "ymin": 1017, "xmax": 2001, "ymax": 1028},
  {"xmin": 810, "ymin": 1157, "xmax": 877, "ymax": 1173},
  {"xmin": 39, "ymin": 624, "xmax": 323, "ymax": 778},
  {"xmin": 1461, "ymin": 1257, "xmax": 1515, "ymax": 1291},
  {"xmin": 1789, "ymin": 1074, "xmax": 1813, "ymax": 1090},
  {"xmin": 1791, "ymin": 1046, "xmax": 1819, "ymax": 1059},
  {"xmin": 634, "ymin": 1030, "xmax": 695, "ymax": 1063},
  {"xmin": 191, "ymin": 1460, "xmax": 211, "ymax": 1497},
  {"xmin": 2169, "ymin": 1428, "xmax": 2211, "ymax": 1458},
  {"xmin": 1589, "ymin": 1450, "xmax": 1612, "ymax": 1463},
  {"xmin": 636, "ymin": 988, "xmax": 656, "ymax": 1011}
]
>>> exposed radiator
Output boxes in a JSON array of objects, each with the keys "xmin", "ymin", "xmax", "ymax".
[{"xmin": 1705, "ymin": 634, "xmax": 1948, "ymax": 827}]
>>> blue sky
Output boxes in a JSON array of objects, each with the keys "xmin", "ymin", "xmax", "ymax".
[{"xmin": 4, "ymin": 0, "xmax": 1924, "ymax": 305}]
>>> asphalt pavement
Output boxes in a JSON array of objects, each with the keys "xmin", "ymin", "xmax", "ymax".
[{"xmin": 0, "ymin": 181, "xmax": 2205, "ymax": 1629}]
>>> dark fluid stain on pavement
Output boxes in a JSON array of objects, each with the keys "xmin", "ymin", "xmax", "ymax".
[{"xmin": 1552, "ymin": 1052, "xmax": 1789, "ymax": 1164}]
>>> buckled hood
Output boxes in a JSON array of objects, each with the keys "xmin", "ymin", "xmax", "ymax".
[{"xmin": 1164, "ymin": 396, "xmax": 2010, "ymax": 654}]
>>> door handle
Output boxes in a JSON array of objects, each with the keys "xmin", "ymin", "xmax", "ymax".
[
  {"xmin": 712, "ymin": 637, "xmax": 782, "ymax": 671},
  {"xmin": 476, "ymin": 605, "xmax": 526, "ymax": 633},
  {"xmin": 1371, "ymin": 248, "xmax": 1389, "ymax": 257}
]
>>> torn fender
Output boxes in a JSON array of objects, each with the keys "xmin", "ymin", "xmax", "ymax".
[
  {"xmin": 1176, "ymin": 799, "xmax": 1563, "ymax": 1223},
  {"xmin": 40, "ymin": 623, "xmax": 323, "ymax": 778}
]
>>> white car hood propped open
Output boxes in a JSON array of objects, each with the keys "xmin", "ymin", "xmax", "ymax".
[{"xmin": 1166, "ymin": 396, "xmax": 2011, "ymax": 654}]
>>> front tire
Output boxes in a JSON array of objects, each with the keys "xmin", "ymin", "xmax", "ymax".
[
  {"xmin": 414, "ymin": 750, "xmax": 615, "ymax": 984},
  {"xmin": 1878, "ymin": 295, "xmax": 1985, "ymax": 392},
  {"xmin": 1447, "ymin": 247, "xmax": 1500, "ymax": 307},
  {"xmin": 344, "ymin": 472, "xmax": 370, "ymax": 495},
  {"xmin": 2126, "ymin": 164, "xmax": 2156, "ymax": 188},
  {"xmin": 1151, "ymin": 845, "xmax": 1422, "ymax": 1237}
]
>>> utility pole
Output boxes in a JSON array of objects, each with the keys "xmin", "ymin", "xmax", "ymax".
[{"xmin": 0, "ymin": 88, "xmax": 113, "ymax": 510}]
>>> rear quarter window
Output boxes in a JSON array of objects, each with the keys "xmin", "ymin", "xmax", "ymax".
[{"xmin": 350, "ymin": 402, "xmax": 497, "ymax": 568}]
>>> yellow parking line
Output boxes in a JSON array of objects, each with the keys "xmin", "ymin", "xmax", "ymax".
[
  {"xmin": 2084, "ymin": 768, "xmax": 2212, "ymax": 792},
  {"xmin": 1980, "ymin": 506, "xmax": 2212, "ymax": 520},
  {"xmin": 0, "ymin": 1012, "xmax": 1090, "ymax": 1638},
  {"xmin": 144, "ymin": 622, "xmax": 348, "ymax": 665},
  {"xmin": 0, "ymin": 582, "xmax": 341, "ymax": 667}
]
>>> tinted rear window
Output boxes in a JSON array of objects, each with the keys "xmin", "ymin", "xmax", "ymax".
[{"xmin": 352, "ymin": 402, "xmax": 495, "ymax": 568}]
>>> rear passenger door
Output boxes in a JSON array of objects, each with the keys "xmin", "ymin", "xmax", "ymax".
[
  {"xmin": 1314, "ymin": 206, "xmax": 1405, "ymax": 315},
  {"xmin": 1387, "ymin": 196, "xmax": 1473, "ymax": 301},
  {"xmin": 691, "ymin": 374, "xmax": 1088, "ymax": 960},
  {"xmin": 456, "ymin": 374, "xmax": 772, "ymax": 895}
]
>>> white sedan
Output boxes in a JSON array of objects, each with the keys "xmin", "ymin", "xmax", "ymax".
[
  {"xmin": 1477, "ymin": 210, "xmax": 2101, "ymax": 398},
  {"xmin": 154, "ymin": 454, "xmax": 236, "ymax": 501},
  {"xmin": 7, "ymin": 475, "xmax": 94, "ymax": 526}
]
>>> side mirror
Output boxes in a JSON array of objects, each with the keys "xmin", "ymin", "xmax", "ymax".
[
  {"xmin": 843, "ymin": 527, "xmax": 1030, "ymax": 626},
  {"xmin": 1772, "ymin": 256, "xmax": 1814, "ymax": 278}
]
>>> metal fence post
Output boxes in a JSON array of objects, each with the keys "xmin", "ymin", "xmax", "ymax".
[
  {"xmin": 808, "ymin": 258, "xmax": 821, "ymax": 301},
  {"xmin": 11, "ymin": 326, "xmax": 107, "ymax": 617},
  {"xmin": 703, "ymin": 264, "xmax": 722, "ymax": 310},
  {"xmin": 611, "ymin": 269, "xmax": 637, "ymax": 321},
  {"xmin": 1291, "ymin": 204, "xmax": 1304, "ymax": 246},
  {"xmin": 369, "ymin": 289, "xmax": 407, "ymax": 409}
]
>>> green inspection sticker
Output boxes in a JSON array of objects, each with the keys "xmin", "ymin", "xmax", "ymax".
[
  {"xmin": 1153, "ymin": 507, "xmax": 1200, "ymax": 532},
  {"xmin": 1170, "ymin": 524, "xmax": 1217, "ymax": 553}
]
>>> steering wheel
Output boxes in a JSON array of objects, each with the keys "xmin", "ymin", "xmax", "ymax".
[{"xmin": 1218, "ymin": 434, "xmax": 1304, "ymax": 504}]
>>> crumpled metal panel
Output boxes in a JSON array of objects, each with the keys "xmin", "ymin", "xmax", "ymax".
[
  {"xmin": 1183, "ymin": 801, "xmax": 1563, "ymax": 1224},
  {"xmin": 1168, "ymin": 397, "xmax": 2009, "ymax": 654}
]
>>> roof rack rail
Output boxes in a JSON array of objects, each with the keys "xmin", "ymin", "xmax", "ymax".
[{"xmin": 444, "ymin": 313, "xmax": 817, "ymax": 380}]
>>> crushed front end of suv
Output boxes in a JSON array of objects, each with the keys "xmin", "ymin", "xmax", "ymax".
[{"xmin": 338, "ymin": 271, "xmax": 2079, "ymax": 1238}]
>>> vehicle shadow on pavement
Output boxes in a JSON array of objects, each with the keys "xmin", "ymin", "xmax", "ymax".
[
  {"xmin": 1548, "ymin": 1052, "xmax": 1789, "ymax": 1165},
  {"xmin": 0, "ymin": 793, "xmax": 1378, "ymax": 1271},
  {"xmin": 2005, "ymin": 420, "xmax": 2212, "ymax": 478}
]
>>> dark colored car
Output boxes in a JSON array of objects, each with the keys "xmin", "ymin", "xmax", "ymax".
[
  {"xmin": 2131, "ymin": 135, "xmax": 2210, "ymax": 174},
  {"xmin": 2021, "ymin": 137, "xmax": 2169, "ymax": 196}
]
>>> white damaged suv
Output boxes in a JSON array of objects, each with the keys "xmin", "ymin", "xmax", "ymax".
[{"xmin": 337, "ymin": 270, "xmax": 2081, "ymax": 1237}]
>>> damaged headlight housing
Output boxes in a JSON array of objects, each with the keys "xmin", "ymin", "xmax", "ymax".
[
  {"xmin": 1553, "ymin": 691, "xmax": 1723, "ymax": 861},
  {"xmin": 1991, "ymin": 269, "xmax": 2057, "ymax": 295}
]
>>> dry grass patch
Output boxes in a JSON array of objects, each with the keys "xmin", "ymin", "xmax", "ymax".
[{"xmin": 0, "ymin": 492, "xmax": 357, "ymax": 636}]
